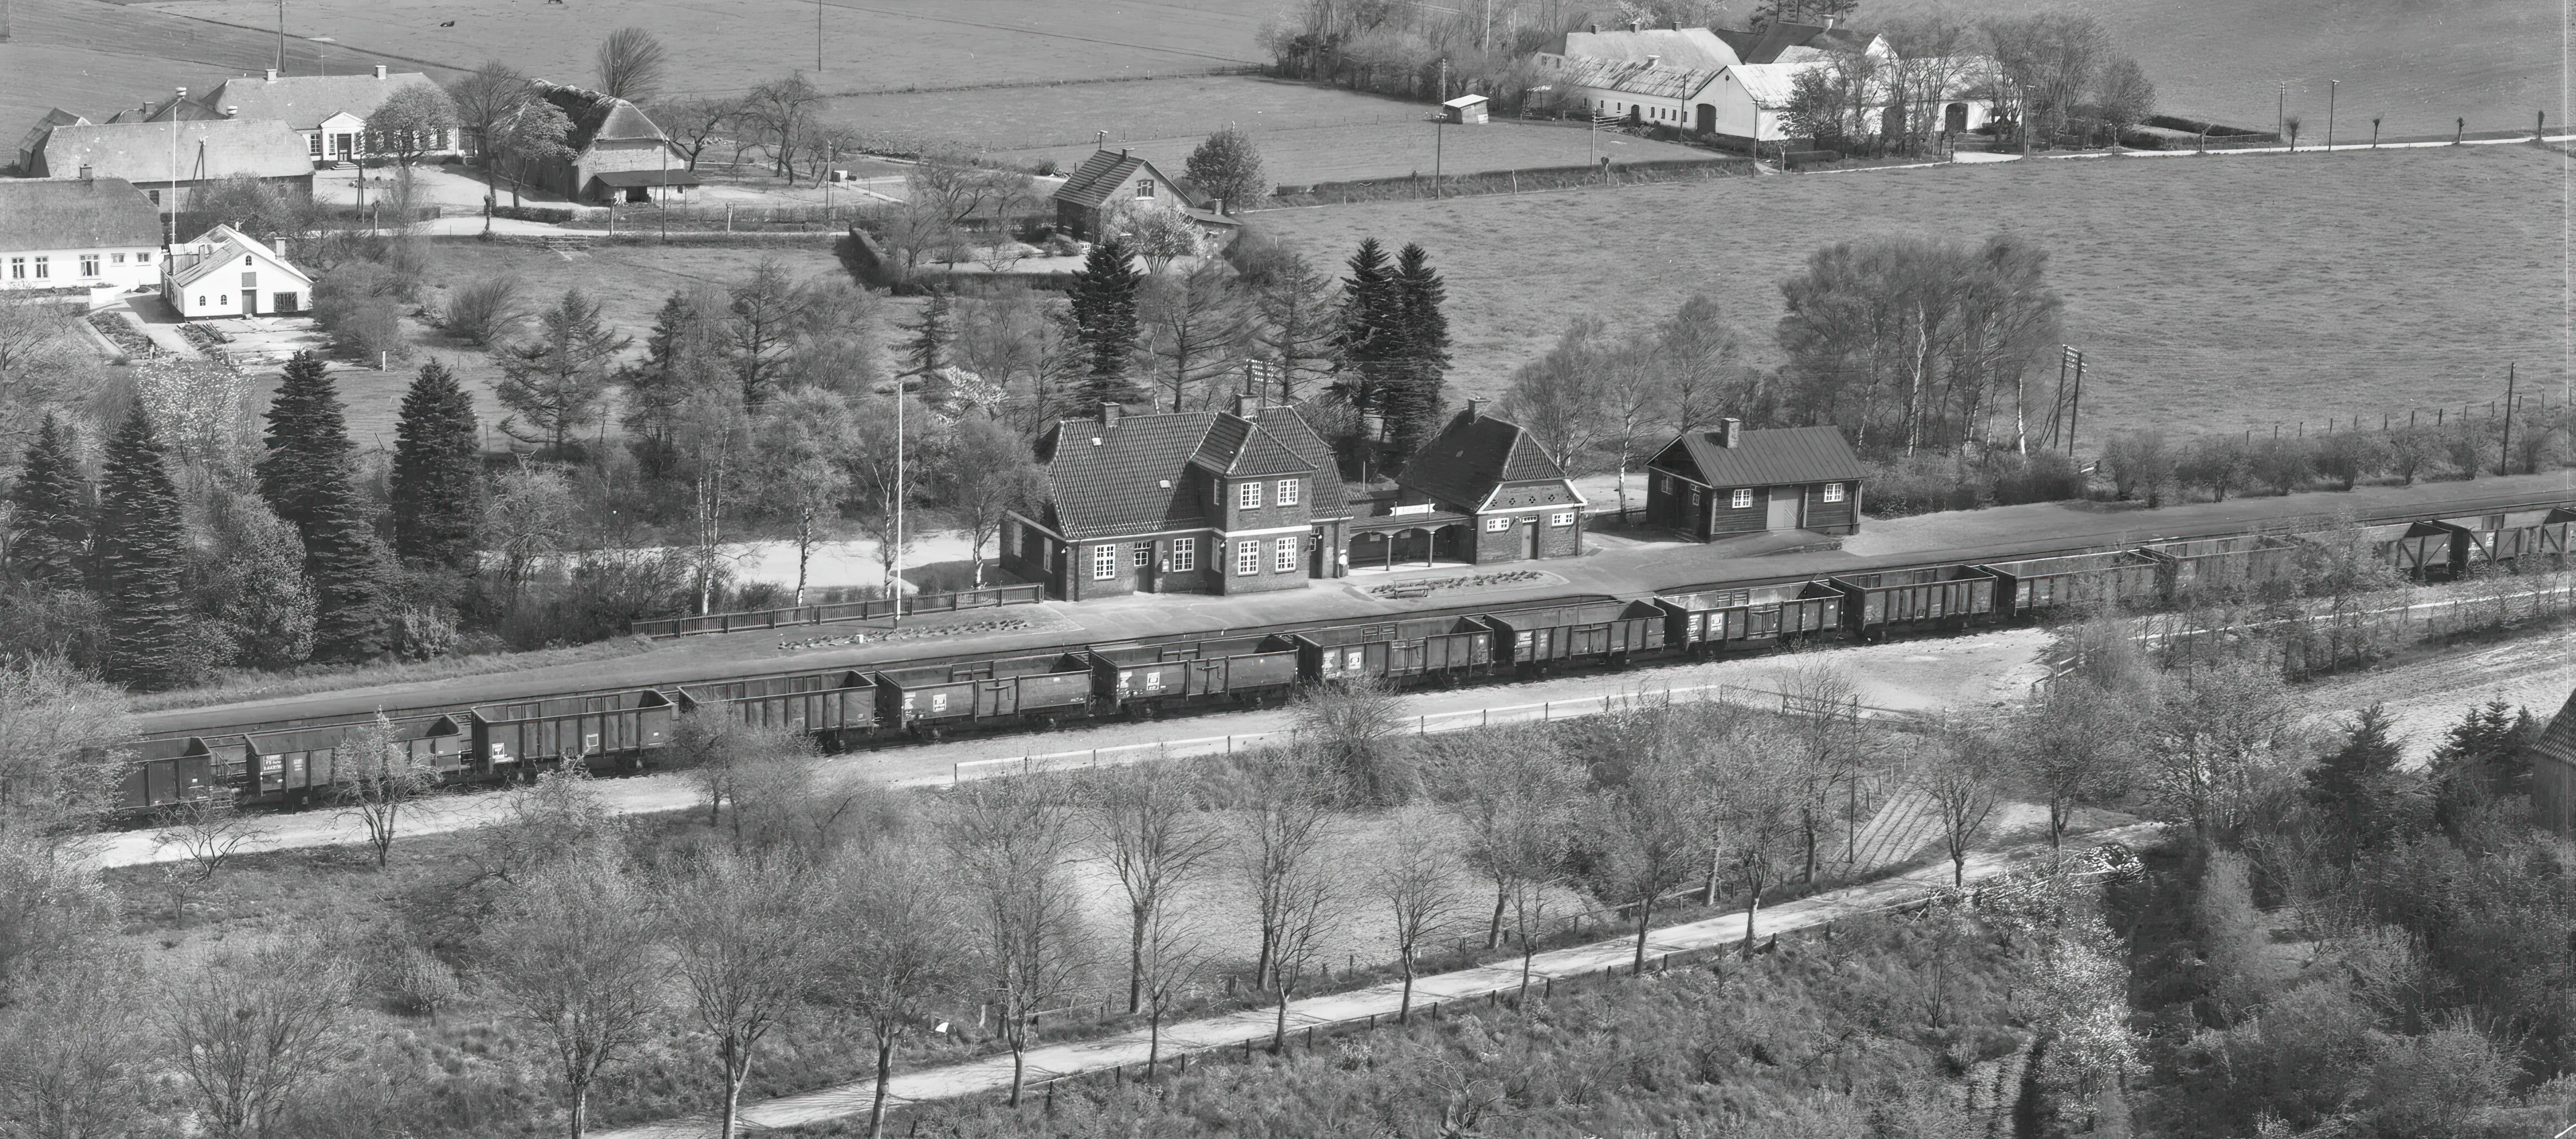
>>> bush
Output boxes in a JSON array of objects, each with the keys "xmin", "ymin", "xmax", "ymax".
[
  {"xmin": 440, "ymin": 276, "xmax": 526, "ymax": 346},
  {"xmin": 0, "ymin": 583, "xmax": 108, "ymax": 673},
  {"xmin": 313, "ymin": 264, "xmax": 413, "ymax": 361},
  {"xmin": 490, "ymin": 205, "xmax": 579, "ymax": 224},
  {"xmin": 1990, "ymin": 450, "xmax": 2088, "ymax": 504}
]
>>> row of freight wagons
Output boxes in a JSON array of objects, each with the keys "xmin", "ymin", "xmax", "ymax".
[{"xmin": 119, "ymin": 508, "xmax": 2576, "ymax": 813}]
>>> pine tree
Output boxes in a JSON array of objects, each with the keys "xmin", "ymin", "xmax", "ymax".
[
  {"xmin": 7, "ymin": 414, "xmax": 91, "ymax": 589},
  {"xmin": 254, "ymin": 350, "xmax": 394, "ymax": 662},
  {"xmin": 903, "ymin": 286, "xmax": 953, "ymax": 379},
  {"xmin": 2428, "ymin": 699, "xmax": 2538, "ymax": 824},
  {"xmin": 389, "ymin": 360, "xmax": 483, "ymax": 575},
  {"xmin": 1329, "ymin": 238, "xmax": 1398, "ymax": 417},
  {"xmin": 2306, "ymin": 703, "xmax": 2413, "ymax": 854},
  {"xmin": 97, "ymin": 408, "xmax": 190, "ymax": 691},
  {"xmin": 1069, "ymin": 240, "xmax": 1143, "ymax": 414},
  {"xmin": 257, "ymin": 351, "xmax": 355, "ymax": 546},
  {"xmin": 1385, "ymin": 242, "xmax": 1452, "ymax": 458},
  {"xmin": 495, "ymin": 289, "xmax": 630, "ymax": 456}
]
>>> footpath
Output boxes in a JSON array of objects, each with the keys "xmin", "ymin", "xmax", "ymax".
[
  {"xmin": 593, "ymin": 821, "xmax": 2161, "ymax": 1139},
  {"xmin": 133, "ymin": 472, "xmax": 2576, "ymax": 735}
]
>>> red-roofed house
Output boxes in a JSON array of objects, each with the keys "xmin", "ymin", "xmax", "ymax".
[
  {"xmin": 1348, "ymin": 403, "xmax": 1589, "ymax": 569},
  {"xmin": 1002, "ymin": 397, "xmax": 1352, "ymax": 600},
  {"xmin": 1644, "ymin": 419, "xmax": 1866, "ymax": 538}
]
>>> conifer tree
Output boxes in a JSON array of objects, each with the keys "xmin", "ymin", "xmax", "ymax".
[
  {"xmin": 255, "ymin": 350, "xmax": 394, "ymax": 662},
  {"xmin": 1329, "ymin": 238, "xmax": 1398, "ymax": 417},
  {"xmin": 7, "ymin": 414, "xmax": 91, "ymax": 589},
  {"xmin": 1385, "ymin": 242, "xmax": 1452, "ymax": 458},
  {"xmin": 903, "ymin": 286, "xmax": 953, "ymax": 379},
  {"xmin": 389, "ymin": 360, "xmax": 483, "ymax": 575},
  {"xmin": 1069, "ymin": 240, "xmax": 1143, "ymax": 414},
  {"xmin": 257, "ymin": 351, "xmax": 354, "ymax": 546},
  {"xmin": 2306, "ymin": 703, "xmax": 2412, "ymax": 855},
  {"xmin": 97, "ymin": 409, "xmax": 190, "ymax": 691}
]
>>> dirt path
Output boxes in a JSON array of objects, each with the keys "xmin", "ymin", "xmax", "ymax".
[
  {"xmin": 2299, "ymin": 632, "xmax": 2575, "ymax": 762},
  {"xmin": 90, "ymin": 630, "xmax": 2056, "ymax": 869},
  {"xmin": 591, "ymin": 821, "xmax": 2160, "ymax": 1139}
]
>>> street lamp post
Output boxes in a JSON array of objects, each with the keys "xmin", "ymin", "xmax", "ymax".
[{"xmin": 2326, "ymin": 79, "xmax": 2336, "ymax": 150}]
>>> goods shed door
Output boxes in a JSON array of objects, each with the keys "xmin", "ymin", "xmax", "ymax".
[{"xmin": 1767, "ymin": 488, "xmax": 1801, "ymax": 531}]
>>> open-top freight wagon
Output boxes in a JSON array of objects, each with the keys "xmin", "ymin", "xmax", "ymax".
[
  {"xmin": 1289, "ymin": 615, "xmax": 1495, "ymax": 685},
  {"xmin": 1829, "ymin": 566, "xmax": 1998, "ymax": 640},
  {"xmin": 1087, "ymin": 636, "xmax": 1301, "ymax": 717},
  {"xmin": 242, "ymin": 715, "xmax": 471, "ymax": 806},
  {"xmin": 2450, "ymin": 507, "xmax": 2576, "ymax": 571},
  {"xmin": 471, "ymin": 689, "xmax": 678, "ymax": 774},
  {"xmin": 875, "ymin": 653, "xmax": 1095, "ymax": 736},
  {"xmin": 1481, "ymin": 601, "xmax": 1665, "ymax": 671},
  {"xmin": 1654, "ymin": 583, "xmax": 1841, "ymax": 655},
  {"xmin": 1979, "ymin": 550, "xmax": 2165, "ymax": 619},
  {"xmin": 2136, "ymin": 534, "xmax": 2302, "ymax": 599},
  {"xmin": 675, "ymin": 668, "xmax": 876, "ymax": 743}
]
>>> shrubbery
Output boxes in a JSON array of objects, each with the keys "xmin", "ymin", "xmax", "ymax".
[{"xmin": 1865, "ymin": 449, "xmax": 2087, "ymax": 517}]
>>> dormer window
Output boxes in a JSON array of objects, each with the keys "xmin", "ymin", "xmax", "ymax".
[{"xmin": 1134, "ymin": 180, "xmax": 1155, "ymax": 199}]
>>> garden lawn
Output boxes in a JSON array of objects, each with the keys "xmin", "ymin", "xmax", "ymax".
[{"xmin": 1252, "ymin": 144, "xmax": 2562, "ymax": 444}]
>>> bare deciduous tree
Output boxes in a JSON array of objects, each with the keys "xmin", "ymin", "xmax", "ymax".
[
  {"xmin": 1087, "ymin": 758, "xmax": 1225, "ymax": 1014},
  {"xmin": 152, "ymin": 791, "xmax": 261, "ymax": 922},
  {"xmin": 821, "ymin": 845, "xmax": 961, "ymax": 1139},
  {"xmin": 943, "ymin": 775, "xmax": 1087, "ymax": 1107},
  {"xmin": 1263, "ymin": 844, "xmax": 1336, "ymax": 1051},
  {"xmin": 470, "ymin": 766, "xmax": 621, "ymax": 886},
  {"xmin": 0, "ymin": 656, "xmax": 135, "ymax": 840},
  {"xmin": 1136, "ymin": 905, "xmax": 1214, "ymax": 1077},
  {"xmin": 1233, "ymin": 751, "xmax": 1337, "ymax": 991},
  {"xmin": 0, "ymin": 952, "xmax": 154, "ymax": 1139},
  {"xmin": 482, "ymin": 856, "xmax": 663, "ymax": 1139},
  {"xmin": 1371, "ymin": 803, "xmax": 1459, "ymax": 1022},
  {"xmin": 1438, "ymin": 734, "xmax": 1583, "ymax": 950},
  {"xmin": 1776, "ymin": 663, "xmax": 1875, "ymax": 883},
  {"xmin": 1289, "ymin": 675, "xmax": 1412, "ymax": 806},
  {"xmin": 593, "ymin": 27, "xmax": 670, "ymax": 102},
  {"xmin": 1920, "ymin": 733, "xmax": 2005, "ymax": 887},
  {"xmin": 1709, "ymin": 729, "xmax": 1803, "ymax": 958},
  {"xmin": 164, "ymin": 934, "xmax": 354, "ymax": 1139},
  {"xmin": 2015, "ymin": 678, "xmax": 2138, "ymax": 847},
  {"xmin": 666, "ymin": 850, "xmax": 824, "ymax": 1139},
  {"xmin": 1499, "ymin": 316, "xmax": 1607, "ymax": 473},
  {"xmin": 330, "ymin": 712, "xmax": 443, "ymax": 868},
  {"xmin": 1585, "ymin": 743, "xmax": 1707, "ymax": 975}
]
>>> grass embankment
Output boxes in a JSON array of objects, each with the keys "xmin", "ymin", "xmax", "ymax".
[{"xmin": 1256, "ymin": 144, "xmax": 2560, "ymax": 442}]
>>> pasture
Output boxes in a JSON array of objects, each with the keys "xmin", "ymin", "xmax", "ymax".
[{"xmin": 1252, "ymin": 144, "xmax": 2564, "ymax": 443}]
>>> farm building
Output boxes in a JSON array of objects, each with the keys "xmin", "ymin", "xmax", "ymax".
[
  {"xmin": 1003, "ymin": 397, "xmax": 1352, "ymax": 601},
  {"xmin": 162, "ymin": 223, "xmax": 313, "ymax": 319},
  {"xmin": 1644, "ymin": 419, "xmax": 1865, "ymax": 538},
  {"xmin": 20, "ymin": 118, "xmax": 313, "ymax": 213},
  {"xmin": 495, "ymin": 84, "xmax": 696, "ymax": 204},
  {"xmin": 0, "ymin": 176, "xmax": 164, "ymax": 300},
  {"xmin": 1536, "ymin": 19, "xmax": 1991, "ymax": 144},
  {"xmin": 147, "ymin": 67, "xmax": 460, "ymax": 164},
  {"xmin": 2532, "ymin": 689, "xmax": 2576, "ymax": 842},
  {"xmin": 1049, "ymin": 148, "xmax": 1231, "ymax": 240},
  {"xmin": 13, "ymin": 109, "xmax": 85, "ymax": 175},
  {"xmin": 1348, "ymin": 402, "xmax": 1587, "ymax": 570}
]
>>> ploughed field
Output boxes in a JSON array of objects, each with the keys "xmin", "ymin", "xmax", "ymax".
[{"xmin": 1252, "ymin": 143, "xmax": 2563, "ymax": 442}]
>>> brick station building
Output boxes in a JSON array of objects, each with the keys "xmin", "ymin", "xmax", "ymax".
[
  {"xmin": 1345, "ymin": 402, "xmax": 1588, "ymax": 571},
  {"xmin": 1003, "ymin": 397, "xmax": 1352, "ymax": 601}
]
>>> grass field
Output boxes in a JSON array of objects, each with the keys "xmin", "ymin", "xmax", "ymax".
[
  {"xmin": 1878, "ymin": 0, "xmax": 2561, "ymax": 140},
  {"xmin": 1254, "ymin": 144, "xmax": 2565, "ymax": 443}
]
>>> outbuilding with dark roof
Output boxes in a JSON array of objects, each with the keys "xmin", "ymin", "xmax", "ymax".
[
  {"xmin": 496, "ymin": 83, "xmax": 685, "ymax": 203},
  {"xmin": 1002, "ymin": 396, "xmax": 1352, "ymax": 601},
  {"xmin": 1645, "ymin": 419, "xmax": 1866, "ymax": 539},
  {"xmin": 26, "ymin": 118, "xmax": 314, "ymax": 210},
  {"xmin": 2530, "ymin": 688, "xmax": 2576, "ymax": 841}
]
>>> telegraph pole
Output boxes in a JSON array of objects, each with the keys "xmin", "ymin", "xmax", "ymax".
[
  {"xmin": 277, "ymin": 0, "xmax": 287, "ymax": 72},
  {"xmin": 2325, "ymin": 79, "xmax": 2336, "ymax": 150},
  {"xmin": 167, "ymin": 87, "xmax": 185, "ymax": 250},
  {"xmin": 2501, "ymin": 362, "xmax": 2516, "ymax": 474},
  {"xmin": 2065, "ymin": 348, "xmax": 2087, "ymax": 455},
  {"xmin": 817, "ymin": 0, "xmax": 824, "ymax": 71}
]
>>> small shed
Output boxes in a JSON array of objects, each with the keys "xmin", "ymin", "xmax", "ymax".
[{"xmin": 1441, "ymin": 95, "xmax": 1491, "ymax": 124}]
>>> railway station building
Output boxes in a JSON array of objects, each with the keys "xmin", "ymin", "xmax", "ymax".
[
  {"xmin": 1346, "ymin": 402, "xmax": 1589, "ymax": 571},
  {"xmin": 1644, "ymin": 419, "xmax": 1866, "ymax": 539},
  {"xmin": 1003, "ymin": 397, "xmax": 1352, "ymax": 601}
]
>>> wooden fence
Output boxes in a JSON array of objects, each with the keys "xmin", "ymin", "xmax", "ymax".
[{"xmin": 628, "ymin": 583, "xmax": 1045, "ymax": 638}]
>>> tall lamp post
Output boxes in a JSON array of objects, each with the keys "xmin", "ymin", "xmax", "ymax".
[{"xmin": 166, "ymin": 87, "xmax": 185, "ymax": 251}]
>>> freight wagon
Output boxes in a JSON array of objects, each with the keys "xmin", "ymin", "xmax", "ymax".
[
  {"xmin": 1829, "ymin": 566, "xmax": 1997, "ymax": 640},
  {"xmin": 244, "ymin": 715, "xmax": 470, "ymax": 805},
  {"xmin": 875, "ymin": 653, "xmax": 1095, "ymax": 736},
  {"xmin": 1289, "ymin": 615, "xmax": 1496, "ymax": 685},
  {"xmin": 1482, "ymin": 601, "xmax": 1665, "ymax": 671},
  {"xmin": 1654, "ymin": 583, "xmax": 1840, "ymax": 655},
  {"xmin": 1979, "ymin": 550, "xmax": 2165, "ymax": 618},
  {"xmin": 1087, "ymin": 636, "xmax": 1300, "ymax": 716},
  {"xmin": 2138, "ymin": 534, "xmax": 2301, "ymax": 599},
  {"xmin": 116, "ymin": 734, "xmax": 223, "ymax": 812},
  {"xmin": 675, "ymin": 668, "xmax": 877, "ymax": 742},
  {"xmin": 471, "ymin": 690, "xmax": 677, "ymax": 773}
]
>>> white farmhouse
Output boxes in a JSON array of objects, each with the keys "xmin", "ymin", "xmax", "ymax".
[
  {"xmin": 162, "ymin": 224, "xmax": 313, "ymax": 319},
  {"xmin": 0, "ymin": 175, "xmax": 164, "ymax": 303}
]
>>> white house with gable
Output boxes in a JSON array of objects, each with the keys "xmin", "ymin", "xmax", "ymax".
[
  {"xmin": 0, "ymin": 175, "xmax": 164, "ymax": 303},
  {"xmin": 162, "ymin": 224, "xmax": 313, "ymax": 318}
]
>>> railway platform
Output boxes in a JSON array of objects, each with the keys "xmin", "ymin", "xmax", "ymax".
[{"xmin": 135, "ymin": 471, "xmax": 2576, "ymax": 735}]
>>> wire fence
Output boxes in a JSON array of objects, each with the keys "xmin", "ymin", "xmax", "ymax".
[{"xmin": 632, "ymin": 583, "xmax": 1045, "ymax": 638}]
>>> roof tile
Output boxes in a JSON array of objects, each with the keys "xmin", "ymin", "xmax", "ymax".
[{"xmin": 1665, "ymin": 425, "xmax": 1867, "ymax": 487}]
